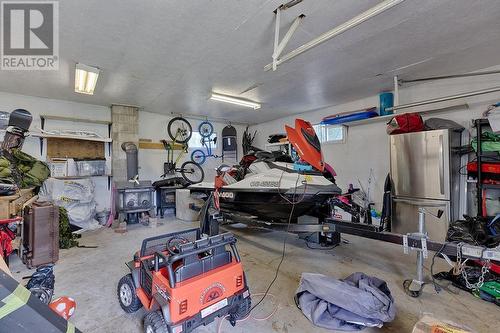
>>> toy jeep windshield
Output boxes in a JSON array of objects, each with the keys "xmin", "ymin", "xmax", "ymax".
[{"xmin": 117, "ymin": 228, "xmax": 251, "ymax": 333}]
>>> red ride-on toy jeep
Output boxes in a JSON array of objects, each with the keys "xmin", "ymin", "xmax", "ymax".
[{"xmin": 117, "ymin": 228, "xmax": 251, "ymax": 333}]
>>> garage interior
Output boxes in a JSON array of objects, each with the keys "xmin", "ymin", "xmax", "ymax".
[{"xmin": 0, "ymin": 1, "xmax": 499, "ymax": 333}]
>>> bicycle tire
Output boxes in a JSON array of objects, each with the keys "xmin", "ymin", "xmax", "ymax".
[
  {"xmin": 180, "ymin": 161, "xmax": 204, "ymax": 184},
  {"xmin": 198, "ymin": 121, "xmax": 214, "ymax": 138},
  {"xmin": 167, "ymin": 117, "xmax": 192, "ymax": 144},
  {"xmin": 191, "ymin": 149, "xmax": 206, "ymax": 165}
]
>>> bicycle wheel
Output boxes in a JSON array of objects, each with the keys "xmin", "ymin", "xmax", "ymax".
[
  {"xmin": 198, "ymin": 121, "xmax": 214, "ymax": 138},
  {"xmin": 191, "ymin": 149, "xmax": 207, "ymax": 165},
  {"xmin": 180, "ymin": 161, "xmax": 204, "ymax": 184},
  {"xmin": 167, "ymin": 117, "xmax": 192, "ymax": 144}
]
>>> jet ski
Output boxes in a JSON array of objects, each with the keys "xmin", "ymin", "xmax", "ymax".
[{"xmin": 190, "ymin": 119, "xmax": 342, "ymax": 223}]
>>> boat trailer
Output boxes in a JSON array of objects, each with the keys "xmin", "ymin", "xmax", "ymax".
[{"xmin": 203, "ymin": 208, "xmax": 500, "ymax": 297}]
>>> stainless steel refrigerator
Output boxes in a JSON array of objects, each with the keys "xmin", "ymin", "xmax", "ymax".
[{"xmin": 390, "ymin": 129, "xmax": 461, "ymax": 241}]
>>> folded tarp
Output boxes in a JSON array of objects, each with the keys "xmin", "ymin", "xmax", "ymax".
[{"xmin": 296, "ymin": 272, "xmax": 396, "ymax": 331}]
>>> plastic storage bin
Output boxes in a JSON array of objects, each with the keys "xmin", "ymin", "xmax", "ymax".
[
  {"xmin": 76, "ymin": 160, "xmax": 106, "ymax": 176},
  {"xmin": 49, "ymin": 158, "xmax": 77, "ymax": 177},
  {"xmin": 0, "ymin": 111, "xmax": 9, "ymax": 129}
]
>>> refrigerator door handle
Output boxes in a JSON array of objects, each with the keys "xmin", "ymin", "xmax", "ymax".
[
  {"xmin": 393, "ymin": 197, "xmax": 447, "ymax": 207},
  {"xmin": 439, "ymin": 134, "xmax": 445, "ymax": 195},
  {"xmin": 392, "ymin": 197, "xmax": 418, "ymax": 205}
]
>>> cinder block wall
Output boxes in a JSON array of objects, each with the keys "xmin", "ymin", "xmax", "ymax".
[{"xmin": 111, "ymin": 105, "xmax": 139, "ymax": 181}]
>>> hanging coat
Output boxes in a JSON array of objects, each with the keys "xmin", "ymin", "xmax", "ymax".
[{"xmin": 296, "ymin": 272, "xmax": 396, "ymax": 331}]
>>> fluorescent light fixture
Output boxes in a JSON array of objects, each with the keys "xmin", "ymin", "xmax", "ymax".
[
  {"xmin": 75, "ymin": 63, "xmax": 100, "ymax": 95},
  {"xmin": 210, "ymin": 93, "xmax": 261, "ymax": 110}
]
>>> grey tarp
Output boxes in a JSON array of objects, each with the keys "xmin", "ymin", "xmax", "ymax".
[
  {"xmin": 296, "ymin": 272, "xmax": 396, "ymax": 331},
  {"xmin": 424, "ymin": 118, "xmax": 464, "ymax": 131}
]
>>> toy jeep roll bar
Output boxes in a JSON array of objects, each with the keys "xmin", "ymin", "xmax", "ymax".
[{"xmin": 152, "ymin": 232, "xmax": 241, "ymax": 289}]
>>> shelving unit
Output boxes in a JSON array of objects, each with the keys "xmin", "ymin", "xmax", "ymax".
[
  {"xmin": 38, "ymin": 115, "xmax": 113, "ymax": 190},
  {"xmin": 156, "ymin": 187, "xmax": 179, "ymax": 218},
  {"xmin": 39, "ymin": 114, "xmax": 113, "ymax": 156},
  {"xmin": 340, "ymin": 103, "xmax": 469, "ymax": 127},
  {"xmin": 473, "ymin": 119, "xmax": 500, "ymax": 217},
  {"xmin": 265, "ymin": 141, "xmax": 291, "ymax": 154}
]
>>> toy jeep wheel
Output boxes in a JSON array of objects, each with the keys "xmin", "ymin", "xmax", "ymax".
[
  {"xmin": 144, "ymin": 310, "xmax": 169, "ymax": 333},
  {"xmin": 117, "ymin": 274, "xmax": 142, "ymax": 313}
]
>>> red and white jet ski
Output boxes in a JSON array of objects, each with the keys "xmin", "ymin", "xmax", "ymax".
[{"xmin": 190, "ymin": 119, "xmax": 341, "ymax": 222}]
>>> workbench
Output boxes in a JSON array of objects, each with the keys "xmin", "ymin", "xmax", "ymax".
[
  {"xmin": 0, "ymin": 188, "xmax": 36, "ymax": 219},
  {"xmin": 0, "ymin": 188, "xmax": 37, "ymax": 256}
]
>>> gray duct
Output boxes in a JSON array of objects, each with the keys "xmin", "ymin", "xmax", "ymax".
[{"xmin": 121, "ymin": 142, "xmax": 138, "ymax": 180}]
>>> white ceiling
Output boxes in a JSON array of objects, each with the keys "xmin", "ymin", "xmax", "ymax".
[{"xmin": 1, "ymin": 0, "xmax": 500, "ymax": 123}]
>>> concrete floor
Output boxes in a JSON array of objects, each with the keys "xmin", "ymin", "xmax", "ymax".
[{"xmin": 10, "ymin": 217, "xmax": 498, "ymax": 333}]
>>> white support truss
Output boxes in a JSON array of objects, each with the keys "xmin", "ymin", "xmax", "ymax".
[{"xmin": 271, "ymin": 6, "xmax": 305, "ymax": 71}]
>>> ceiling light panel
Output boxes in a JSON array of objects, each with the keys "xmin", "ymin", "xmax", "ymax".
[
  {"xmin": 210, "ymin": 93, "xmax": 261, "ymax": 110},
  {"xmin": 75, "ymin": 63, "xmax": 100, "ymax": 95}
]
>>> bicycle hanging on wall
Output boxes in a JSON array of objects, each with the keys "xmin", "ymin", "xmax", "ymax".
[
  {"xmin": 161, "ymin": 116, "xmax": 204, "ymax": 184},
  {"xmin": 190, "ymin": 121, "xmax": 223, "ymax": 165}
]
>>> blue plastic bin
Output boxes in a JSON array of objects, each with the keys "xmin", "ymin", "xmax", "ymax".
[{"xmin": 379, "ymin": 92, "xmax": 394, "ymax": 116}]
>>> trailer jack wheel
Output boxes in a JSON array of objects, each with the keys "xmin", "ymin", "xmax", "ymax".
[{"xmin": 403, "ymin": 279, "xmax": 424, "ymax": 298}]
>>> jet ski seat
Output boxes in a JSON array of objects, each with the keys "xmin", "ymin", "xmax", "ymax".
[
  {"xmin": 233, "ymin": 150, "xmax": 294, "ymax": 181},
  {"xmin": 254, "ymin": 150, "xmax": 293, "ymax": 163},
  {"xmin": 254, "ymin": 151, "xmax": 275, "ymax": 161}
]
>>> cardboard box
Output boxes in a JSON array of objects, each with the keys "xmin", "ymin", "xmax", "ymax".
[
  {"xmin": 48, "ymin": 158, "xmax": 76, "ymax": 177},
  {"xmin": 412, "ymin": 315, "xmax": 475, "ymax": 333}
]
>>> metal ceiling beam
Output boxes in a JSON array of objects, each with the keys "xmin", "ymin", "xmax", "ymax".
[
  {"xmin": 387, "ymin": 86, "xmax": 500, "ymax": 112},
  {"xmin": 393, "ymin": 75, "xmax": 399, "ymax": 106},
  {"xmin": 273, "ymin": 5, "xmax": 281, "ymax": 69},
  {"xmin": 273, "ymin": 15, "xmax": 305, "ymax": 61},
  {"xmin": 265, "ymin": 0, "xmax": 407, "ymax": 71},
  {"xmin": 272, "ymin": 7, "xmax": 305, "ymax": 71},
  {"xmin": 399, "ymin": 69, "xmax": 500, "ymax": 84}
]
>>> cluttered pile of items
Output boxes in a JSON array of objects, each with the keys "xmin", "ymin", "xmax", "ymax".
[
  {"xmin": 0, "ymin": 109, "xmax": 80, "ymax": 332},
  {"xmin": 430, "ymin": 113, "xmax": 500, "ymax": 307},
  {"xmin": 384, "ymin": 111, "xmax": 500, "ymax": 306},
  {"xmin": 1, "ymin": 109, "xmax": 95, "ymax": 266},
  {"xmin": 1, "ymin": 109, "xmax": 82, "ymax": 260},
  {"xmin": 0, "ymin": 109, "xmax": 54, "ymax": 264},
  {"xmin": 193, "ymin": 112, "xmax": 500, "ymax": 333}
]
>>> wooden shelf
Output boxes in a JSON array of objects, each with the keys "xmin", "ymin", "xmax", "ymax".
[
  {"xmin": 31, "ymin": 132, "xmax": 112, "ymax": 142},
  {"xmin": 5, "ymin": 129, "xmax": 112, "ymax": 143},
  {"xmin": 0, "ymin": 188, "xmax": 35, "ymax": 219},
  {"xmin": 53, "ymin": 175, "xmax": 112, "ymax": 180},
  {"xmin": 40, "ymin": 115, "xmax": 111, "ymax": 125},
  {"xmin": 341, "ymin": 103, "xmax": 469, "ymax": 127},
  {"xmin": 138, "ymin": 139, "xmax": 184, "ymax": 150}
]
